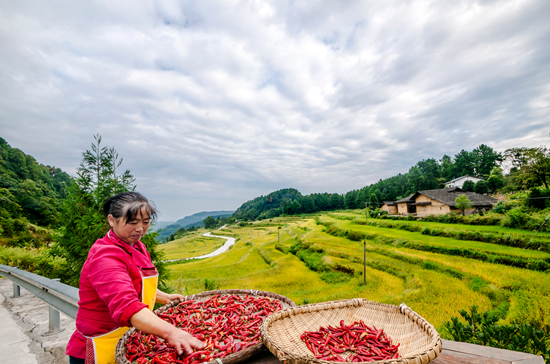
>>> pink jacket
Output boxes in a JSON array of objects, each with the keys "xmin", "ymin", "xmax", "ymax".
[{"xmin": 66, "ymin": 231, "xmax": 155, "ymax": 359}]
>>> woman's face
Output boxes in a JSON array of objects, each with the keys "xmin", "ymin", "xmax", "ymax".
[{"xmin": 108, "ymin": 207, "xmax": 151, "ymax": 245}]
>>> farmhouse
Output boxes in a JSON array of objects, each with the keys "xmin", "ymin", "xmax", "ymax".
[
  {"xmin": 380, "ymin": 201, "xmax": 397, "ymax": 214},
  {"xmin": 444, "ymin": 175, "xmax": 484, "ymax": 188},
  {"xmin": 381, "ymin": 187, "xmax": 499, "ymax": 217}
]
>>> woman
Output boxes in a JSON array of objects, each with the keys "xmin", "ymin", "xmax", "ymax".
[{"xmin": 66, "ymin": 192, "xmax": 205, "ymax": 364}]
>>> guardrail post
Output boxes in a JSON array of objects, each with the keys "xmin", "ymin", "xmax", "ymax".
[
  {"xmin": 48, "ymin": 278, "xmax": 61, "ymax": 333},
  {"xmin": 49, "ymin": 306, "xmax": 61, "ymax": 333},
  {"xmin": 13, "ymin": 283, "xmax": 21, "ymax": 297}
]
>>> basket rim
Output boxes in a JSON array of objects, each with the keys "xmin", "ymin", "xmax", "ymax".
[
  {"xmin": 260, "ymin": 298, "xmax": 442, "ymax": 364},
  {"xmin": 116, "ymin": 289, "xmax": 296, "ymax": 364}
]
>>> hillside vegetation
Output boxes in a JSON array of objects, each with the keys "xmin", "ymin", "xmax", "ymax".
[{"xmin": 0, "ymin": 137, "xmax": 71, "ymax": 246}]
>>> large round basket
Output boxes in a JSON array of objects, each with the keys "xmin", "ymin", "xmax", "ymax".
[
  {"xmin": 116, "ymin": 289, "xmax": 296, "ymax": 364},
  {"xmin": 261, "ymin": 298, "xmax": 442, "ymax": 364}
]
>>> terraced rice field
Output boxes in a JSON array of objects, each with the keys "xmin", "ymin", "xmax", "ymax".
[{"xmin": 164, "ymin": 213, "xmax": 550, "ymax": 334}]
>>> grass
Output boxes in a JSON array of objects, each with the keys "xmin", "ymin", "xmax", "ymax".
[{"xmin": 163, "ymin": 213, "xmax": 550, "ymax": 332}]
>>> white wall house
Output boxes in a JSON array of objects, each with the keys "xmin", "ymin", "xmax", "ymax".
[{"xmin": 444, "ymin": 175, "xmax": 484, "ymax": 188}]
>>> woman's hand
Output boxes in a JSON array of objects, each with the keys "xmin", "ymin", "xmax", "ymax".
[
  {"xmin": 165, "ymin": 327, "xmax": 206, "ymax": 355},
  {"xmin": 130, "ymin": 308, "xmax": 205, "ymax": 355},
  {"xmin": 156, "ymin": 289, "xmax": 184, "ymax": 305}
]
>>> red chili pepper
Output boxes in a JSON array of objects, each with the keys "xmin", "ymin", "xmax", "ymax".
[{"xmin": 301, "ymin": 322, "xmax": 399, "ymax": 362}]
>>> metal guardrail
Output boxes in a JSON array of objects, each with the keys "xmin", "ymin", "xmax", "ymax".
[{"xmin": 0, "ymin": 264, "xmax": 79, "ymax": 333}]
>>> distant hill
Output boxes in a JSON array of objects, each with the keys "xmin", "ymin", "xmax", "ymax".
[
  {"xmin": 176, "ymin": 211, "xmax": 234, "ymax": 227},
  {"xmin": 154, "ymin": 211, "xmax": 234, "ymax": 241},
  {"xmin": 155, "ymin": 223, "xmax": 183, "ymax": 241},
  {"xmin": 149, "ymin": 221, "xmax": 176, "ymax": 232}
]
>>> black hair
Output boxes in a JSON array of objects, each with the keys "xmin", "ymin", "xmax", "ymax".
[{"xmin": 102, "ymin": 192, "xmax": 158, "ymax": 224}]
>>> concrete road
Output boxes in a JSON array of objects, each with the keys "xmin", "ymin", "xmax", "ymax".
[
  {"xmin": 0, "ymin": 278, "xmax": 74, "ymax": 364},
  {"xmin": 164, "ymin": 231, "xmax": 236, "ymax": 263}
]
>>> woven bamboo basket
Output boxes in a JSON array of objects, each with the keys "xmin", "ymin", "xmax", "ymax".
[
  {"xmin": 115, "ymin": 289, "xmax": 296, "ymax": 364},
  {"xmin": 261, "ymin": 298, "xmax": 442, "ymax": 364}
]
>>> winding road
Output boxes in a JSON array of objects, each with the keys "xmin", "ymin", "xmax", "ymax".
[{"xmin": 163, "ymin": 231, "xmax": 235, "ymax": 263}]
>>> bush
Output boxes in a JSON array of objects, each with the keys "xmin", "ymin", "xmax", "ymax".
[
  {"xmin": 369, "ymin": 208, "xmax": 388, "ymax": 218},
  {"xmin": 274, "ymin": 243, "xmax": 287, "ymax": 254},
  {"xmin": 528, "ymin": 188, "xmax": 550, "ymax": 210},
  {"xmin": 462, "ymin": 180, "xmax": 475, "ymax": 192},
  {"xmin": 203, "ymin": 278, "xmax": 220, "ymax": 291},
  {"xmin": 442, "ymin": 305, "xmax": 550, "ymax": 362},
  {"xmin": 474, "ymin": 180, "xmax": 489, "ymax": 194},
  {"xmin": 346, "ymin": 230, "xmax": 365, "ymax": 241},
  {"xmin": 504, "ymin": 208, "xmax": 529, "ymax": 229},
  {"xmin": 0, "ymin": 247, "xmax": 70, "ymax": 282},
  {"xmin": 258, "ymin": 247, "xmax": 274, "ymax": 266},
  {"xmin": 493, "ymin": 201, "xmax": 507, "ymax": 214}
]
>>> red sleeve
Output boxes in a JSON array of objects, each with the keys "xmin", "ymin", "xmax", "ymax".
[{"xmin": 87, "ymin": 247, "xmax": 148, "ymax": 327}]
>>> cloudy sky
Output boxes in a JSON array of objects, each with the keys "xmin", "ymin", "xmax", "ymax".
[{"xmin": 1, "ymin": 0, "xmax": 549, "ymax": 221}]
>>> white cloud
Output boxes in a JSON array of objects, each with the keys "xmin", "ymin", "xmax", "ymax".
[{"xmin": 1, "ymin": 0, "xmax": 549, "ymax": 219}]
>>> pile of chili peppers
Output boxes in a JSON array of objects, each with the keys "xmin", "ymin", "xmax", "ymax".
[
  {"xmin": 301, "ymin": 320, "xmax": 400, "ymax": 362},
  {"xmin": 125, "ymin": 294, "xmax": 283, "ymax": 364}
]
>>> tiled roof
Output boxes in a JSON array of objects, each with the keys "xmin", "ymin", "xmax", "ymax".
[{"xmin": 415, "ymin": 187, "xmax": 498, "ymax": 207}]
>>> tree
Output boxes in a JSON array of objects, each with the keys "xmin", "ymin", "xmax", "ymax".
[
  {"xmin": 300, "ymin": 196, "xmax": 316, "ymax": 213},
  {"xmin": 440, "ymin": 155, "xmax": 455, "ymax": 182},
  {"xmin": 369, "ymin": 193, "xmax": 379, "ymax": 207},
  {"xmin": 473, "ymin": 180, "xmax": 489, "ymax": 194},
  {"xmin": 471, "ymin": 144, "xmax": 502, "ymax": 177},
  {"xmin": 203, "ymin": 216, "xmax": 217, "ymax": 229},
  {"xmin": 51, "ymin": 135, "xmax": 166, "ymax": 287},
  {"xmin": 487, "ymin": 167, "xmax": 505, "ymax": 192},
  {"xmin": 455, "ymin": 194, "xmax": 473, "ymax": 216},
  {"xmin": 462, "ymin": 180, "xmax": 475, "ymax": 192},
  {"xmin": 329, "ymin": 193, "xmax": 344, "ymax": 210},
  {"xmin": 287, "ymin": 200, "xmax": 302, "ymax": 215},
  {"xmin": 453, "ymin": 150, "xmax": 475, "ymax": 177},
  {"xmin": 504, "ymin": 147, "xmax": 550, "ymax": 189}
]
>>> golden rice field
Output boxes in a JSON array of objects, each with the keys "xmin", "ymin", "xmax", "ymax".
[{"xmin": 163, "ymin": 213, "xmax": 550, "ymax": 334}]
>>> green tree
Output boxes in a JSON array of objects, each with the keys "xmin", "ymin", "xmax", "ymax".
[
  {"xmin": 51, "ymin": 135, "xmax": 166, "ymax": 287},
  {"xmin": 287, "ymin": 200, "xmax": 302, "ymax": 215},
  {"xmin": 329, "ymin": 193, "xmax": 344, "ymax": 210},
  {"xmin": 473, "ymin": 180, "xmax": 489, "ymax": 194},
  {"xmin": 370, "ymin": 193, "xmax": 379, "ymax": 207},
  {"xmin": 203, "ymin": 216, "xmax": 217, "ymax": 229},
  {"xmin": 504, "ymin": 147, "xmax": 550, "ymax": 189},
  {"xmin": 471, "ymin": 144, "xmax": 502, "ymax": 177},
  {"xmin": 440, "ymin": 155, "xmax": 455, "ymax": 182},
  {"xmin": 462, "ymin": 180, "xmax": 475, "ymax": 192},
  {"xmin": 300, "ymin": 196, "xmax": 316, "ymax": 213},
  {"xmin": 453, "ymin": 150, "xmax": 475, "ymax": 177},
  {"xmin": 487, "ymin": 167, "xmax": 505, "ymax": 192},
  {"xmin": 455, "ymin": 194, "xmax": 473, "ymax": 216}
]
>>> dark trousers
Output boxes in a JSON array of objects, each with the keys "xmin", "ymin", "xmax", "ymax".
[{"xmin": 69, "ymin": 356, "xmax": 85, "ymax": 364}]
